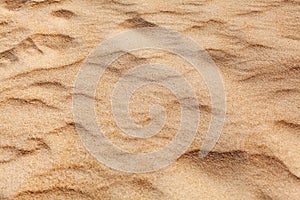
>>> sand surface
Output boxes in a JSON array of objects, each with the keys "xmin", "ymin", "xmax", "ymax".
[{"xmin": 0, "ymin": 0, "xmax": 299, "ymax": 199}]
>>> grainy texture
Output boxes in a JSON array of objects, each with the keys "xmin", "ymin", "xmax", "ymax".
[{"xmin": 0, "ymin": 0, "xmax": 299, "ymax": 199}]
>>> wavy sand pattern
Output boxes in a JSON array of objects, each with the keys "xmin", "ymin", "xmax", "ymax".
[{"xmin": 0, "ymin": 0, "xmax": 299, "ymax": 199}]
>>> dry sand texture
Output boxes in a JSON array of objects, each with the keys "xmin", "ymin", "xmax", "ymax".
[{"xmin": 0, "ymin": 0, "xmax": 300, "ymax": 199}]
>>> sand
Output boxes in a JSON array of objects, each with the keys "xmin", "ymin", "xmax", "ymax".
[{"xmin": 0, "ymin": 0, "xmax": 299, "ymax": 199}]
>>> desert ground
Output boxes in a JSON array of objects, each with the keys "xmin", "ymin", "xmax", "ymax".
[{"xmin": 0, "ymin": 0, "xmax": 299, "ymax": 199}]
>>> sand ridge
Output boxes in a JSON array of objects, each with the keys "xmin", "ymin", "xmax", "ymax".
[{"xmin": 0, "ymin": 0, "xmax": 299, "ymax": 199}]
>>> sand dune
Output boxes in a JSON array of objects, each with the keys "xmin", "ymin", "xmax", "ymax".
[{"xmin": 0, "ymin": 0, "xmax": 299, "ymax": 199}]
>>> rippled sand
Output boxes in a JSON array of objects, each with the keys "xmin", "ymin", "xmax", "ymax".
[{"xmin": 0, "ymin": 0, "xmax": 299, "ymax": 199}]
